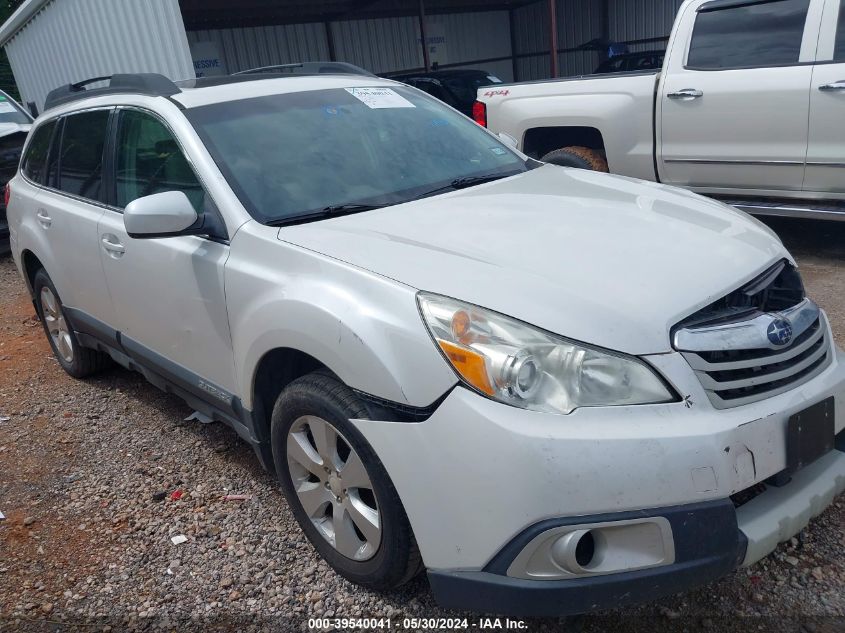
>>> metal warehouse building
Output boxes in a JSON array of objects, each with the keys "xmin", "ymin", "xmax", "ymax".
[{"xmin": 0, "ymin": 0, "xmax": 684, "ymax": 113}]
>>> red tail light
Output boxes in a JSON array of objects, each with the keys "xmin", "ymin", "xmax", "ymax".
[
  {"xmin": 4, "ymin": 182, "xmax": 9, "ymax": 208},
  {"xmin": 472, "ymin": 101, "xmax": 487, "ymax": 127}
]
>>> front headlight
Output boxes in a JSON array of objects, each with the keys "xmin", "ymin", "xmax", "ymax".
[{"xmin": 418, "ymin": 293, "xmax": 675, "ymax": 415}]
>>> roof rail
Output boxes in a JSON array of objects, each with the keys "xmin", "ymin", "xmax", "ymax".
[
  {"xmin": 232, "ymin": 62, "xmax": 376, "ymax": 78},
  {"xmin": 44, "ymin": 73, "xmax": 181, "ymax": 111}
]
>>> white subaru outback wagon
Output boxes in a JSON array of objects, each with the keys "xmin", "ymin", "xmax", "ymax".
[{"xmin": 7, "ymin": 68, "xmax": 845, "ymax": 617}]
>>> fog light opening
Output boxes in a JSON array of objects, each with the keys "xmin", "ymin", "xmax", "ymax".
[{"xmin": 575, "ymin": 530, "xmax": 596, "ymax": 567}]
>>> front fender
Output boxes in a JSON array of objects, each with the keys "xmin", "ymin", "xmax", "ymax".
[{"xmin": 226, "ymin": 225, "xmax": 458, "ymax": 410}]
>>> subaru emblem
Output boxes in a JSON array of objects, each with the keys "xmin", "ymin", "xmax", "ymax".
[{"xmin": 766, "ymin": 318, "xmax": 793, "ymax": 347}]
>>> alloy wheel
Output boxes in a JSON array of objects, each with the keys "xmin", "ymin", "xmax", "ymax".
[
  {"xmin": 40, "ymin": 286, "xmax": 73, "ymax": 363},
  {"xmin": 286, "ymin": 415, "xmax": 381, "ymax": 561}
]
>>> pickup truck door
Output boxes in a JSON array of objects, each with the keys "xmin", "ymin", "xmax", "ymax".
[
  {"xmin": 658, "ymin": 0, "xmax": 822, "ymax": 193},
  {"xmin": 804, "ymin": 0, "xmax": 845, "ymax": 193}
]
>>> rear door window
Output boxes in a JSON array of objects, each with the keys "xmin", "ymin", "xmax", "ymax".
[
  {"xmin": 21, "ymin": 120, "xmax": 56, "ymax": 184},
  {"xmin": 836, "ymin": 0, "xmax": 845, "ymax": 61},
  {"xmin": 56, "ymin": 109, "xmax": 110, "ymax": 202},
  {"xmin": 687, "ymin": 0, "xmax": 811, "ymax": 69}
]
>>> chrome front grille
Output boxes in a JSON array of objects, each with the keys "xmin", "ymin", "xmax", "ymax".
[{"xmin": 675, "ymin": 299, "xmax": 832, "ymax": 409}]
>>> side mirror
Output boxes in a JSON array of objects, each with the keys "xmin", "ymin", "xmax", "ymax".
[{"xmin": 124, "ymin": 191, "xmax": 199, "ymax": 239}]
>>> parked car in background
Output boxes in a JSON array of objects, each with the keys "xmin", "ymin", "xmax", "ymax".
[
  {"xmin": 477, "ymin": 0, "xmax": 845, "ymax": 221},
  {"xmin": 7, "ymin": 69, "xmax": 845, "ymax": 617},
  {"xmin": 391, "ymin": 68, "xmax": 503, "ymax": 117},
  {"xmin": 0, "ymin": 89, "xmax": 32, "ymax": 255},
  {"xmin": 593, "ymin": 50, "xmax": 665, "ymax": 74}
]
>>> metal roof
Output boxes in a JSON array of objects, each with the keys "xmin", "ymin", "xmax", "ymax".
[
  {"xmin": 0, "ymin": 0, "xmax": 546, "ymax": 44},
  {"xmin": 178, "ymin": 0, "xmax": 541, "ymax": 30},
  {"xmin": 0, "ymin": 0, "xmax": 49, "ymax": 46}
]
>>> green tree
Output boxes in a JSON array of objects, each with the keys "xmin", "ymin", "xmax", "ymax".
[{"xmin": 0, "ymin": 0, "xmax": 26, "ymax": 102}]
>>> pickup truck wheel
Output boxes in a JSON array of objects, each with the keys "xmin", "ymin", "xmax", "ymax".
[
  {"xmin": 271, "ymin": 372, "xmax": 423, "ymax": 590},
  {"xmin": 542, "ymin": 146, "xmax": 609, "ymax": 172},
  {"xmin": 33, "ymin": 269, "xmax": 112, "ymax": 378}
]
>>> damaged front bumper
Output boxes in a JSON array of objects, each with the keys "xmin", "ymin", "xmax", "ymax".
[{"xmin": 351, "ymin": 346, "xmax": 845, "ymax": 616}]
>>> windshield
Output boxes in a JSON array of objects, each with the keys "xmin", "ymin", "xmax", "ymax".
[
  {"xmin": 0, "ymin": 92, "xmax": 31, "ymax": 125},
  {"xmin": 186, "ymin": 85, "xmax": 526, "ymax": 224}
]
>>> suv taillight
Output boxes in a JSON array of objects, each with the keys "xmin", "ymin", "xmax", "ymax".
[
  {"xmin": 472, "ymin": 101, "xmax": 487, "ymax": 127},
  {"xmin": 4, "ymin": 182, "xmax": 9, "ymax": 208}
]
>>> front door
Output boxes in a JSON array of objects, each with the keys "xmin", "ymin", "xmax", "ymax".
[
  {"xmin": 804, "ymin": 0, "xmax": 845, "ymax": 193},
  {"xmin": 97, "ymin": 108, "xmax": 237, "ymax": 398},
  {"xmin": 658, "ymin": 0, "xmax": 817, "ymax": 192}
]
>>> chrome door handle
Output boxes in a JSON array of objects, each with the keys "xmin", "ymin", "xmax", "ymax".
[
  {"xmin": 36, "ymin": 208, "xmax": 51, "ymax": 228},
  {"xmin": 101, "ymin": 235, "xmax": 125, "ymax": 256},
  {"xmin": 667, "ymin": 88, "xmax": 704, "ymax": 100},
  {"xmin": 819, "ymin": 81, "xmax": 845, "ymax": 92}
]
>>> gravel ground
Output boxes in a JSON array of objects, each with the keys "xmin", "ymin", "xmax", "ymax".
[{"xmin": 1, "ymin": 216, "xmax": 844, "ymax": 633}]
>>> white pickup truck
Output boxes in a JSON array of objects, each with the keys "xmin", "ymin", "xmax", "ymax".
[{"xmin": 476, "ymin": 0, "xmax": 845, "ymax": 220}]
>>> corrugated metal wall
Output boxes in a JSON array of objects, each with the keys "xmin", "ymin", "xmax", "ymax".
[
  {"xmin": 608, "ymin": 0, "xmax": 685, "ymax": 44},
  {"xmin": 5, "ymin": 0, "xmax": 194, "ymax": 111},
  {"xmin": 187, "ymin": 23, "xmax": 329, "ymax": 73},
  {"xmin": 187, "ymin": 11, "xmax": 514, "ymax": 81},
  {"xmin": 332, "ymin": 16, "xmax": 422, "ymax": 75},
  {"xmin": 512, "ymin": 0, "xmax": 603, "ymax": 81},
  {"xmin": 430, "ymin": 11, "xmax": 512, "ymax": 80}
]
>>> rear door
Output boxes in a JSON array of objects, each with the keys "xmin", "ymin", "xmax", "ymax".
[
  {"xmin": 32, "ymin": 109, "xmax": 118, "ymax": 329},
  {"xmin": 658, "ymin": 0, "xmax": 819, "ymax": 192},
  {"xmin": 804, "ymin": 0, "xmax": 845, "ymax": 193}
]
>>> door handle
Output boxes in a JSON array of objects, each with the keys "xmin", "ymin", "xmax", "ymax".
[
  {"xmin": 36, "ymin": 208, "xmax": 51, "ymax": 228},
  {"xmin": 101, "ymin": 234, "xmax": 125, "ymax": 257},
  {"xmin": 667, "ymin": 88, "xmax": 704, "ymax": 100},
  {"xmin": 819, "ymin": 81, "xmax": 845, "ymax": 92}
]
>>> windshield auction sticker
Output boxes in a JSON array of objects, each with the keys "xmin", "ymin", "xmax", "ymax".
[{"xmin": 345, "ymin": 87, "xmax": 415, "ymax": 109}]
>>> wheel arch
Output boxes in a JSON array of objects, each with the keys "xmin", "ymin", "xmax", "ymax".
[
  {"xmin": 250, "ymin": 346, "xmax": 332, "ymax": 453},
  {"xmin": 21, "ymin": 248, "xmax": 45, "ymax": 295},
  {"xmin": 522, "ymin": 126, "xmax": 606, "ymax": 161}
]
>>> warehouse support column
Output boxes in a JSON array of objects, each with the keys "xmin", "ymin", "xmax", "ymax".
[
  {"xmin": 548, "ymin": 0, "xmax": 558, "ymax": 78},
  {"xmin": 418, "ymin": 0, "xmax": 431, "ymax": 72},
  {"xmin": 324, "ymin": 22, "xmax": 336, "ymax": 61},
  {"xmin": 509, "ymin": 9, "xmax": 518, "ymax": 82},
  {"xmin": 599, "ymin": 0, "xmax": 610, "ymax": 63}
]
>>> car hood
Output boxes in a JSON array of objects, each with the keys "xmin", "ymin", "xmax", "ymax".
[{"xmin": 277, "ymin": 166, "xmax": 788, "ymax": 355}]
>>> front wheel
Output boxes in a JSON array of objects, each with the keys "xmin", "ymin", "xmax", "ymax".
[{"xmin": 271, "ymin": 372, "xmax": 422, "ymax": 590}]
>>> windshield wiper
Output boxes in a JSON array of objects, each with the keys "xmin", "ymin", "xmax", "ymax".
[
  {"xmin": 269, "ymin": 203, "xmax": 388, "ymax": 227},
  {"xmin": 450, "ymin": 174, "xmax": 512, "ymax": 189},
  {"xmin": 407, "ymin": 171, "xmax": 520, "ymax": 202}
]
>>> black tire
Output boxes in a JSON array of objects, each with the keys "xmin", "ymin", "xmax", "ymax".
[
  {"xmin": 271, "ymin": 372, "xmax": 423, "ymax": 590},
  {"xmin": 541, "ymin": 146, "xmax": 609, "ymax": 172},
  {"xmin": 33, "ymin": 269, "xmax": 111, "ymax": 378}
]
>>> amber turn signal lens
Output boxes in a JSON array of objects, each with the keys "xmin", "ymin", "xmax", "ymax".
[{"xmin": 437, "ymin": 339, "xmax": 494, "ymax": 396}]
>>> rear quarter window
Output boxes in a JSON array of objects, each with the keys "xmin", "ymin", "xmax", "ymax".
[{"xmin": 22, "ymin": 120, "xmax": 56, "ymax": 185}]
